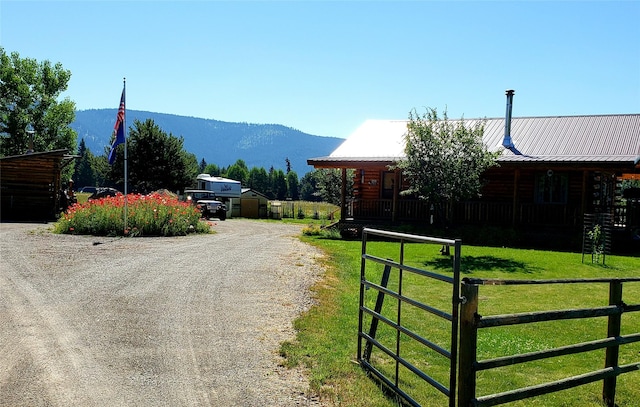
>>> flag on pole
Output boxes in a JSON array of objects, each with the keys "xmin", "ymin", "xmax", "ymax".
[{"xmin": 108, "ymin": 88, "xmax": 126, "ymax": 165}]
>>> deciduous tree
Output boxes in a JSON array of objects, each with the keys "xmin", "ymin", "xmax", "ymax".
[
  {"xmin": 0, "ymin": 48, "xmax": 76, "ymax": 160},
  {"xmin": 313, "ymin": 169, "xmax": 353, "ymax": 206},
  {"xmin": 299, "ymin": 171, "xmax": 319, "ymax": 201},
  {"xmin": 203, "ymin": 163, "xmax": 220, "ymax": 176},
  {"xmin": 247, "ymin": 166, "xmax": 270, "ymax": 193},
  {"xmin": 226, "ymin": 159, "xmax": 249, "ymax": 185},
  {"xmin": 395, "ymin": 108, "xmax": 498, "ymax": 222},
  {"xmin": 271, "ymin": 169, "xmax": 288, "ymax": 200}
]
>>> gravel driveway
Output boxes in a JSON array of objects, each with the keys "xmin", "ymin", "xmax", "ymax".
[{"xmin": 0, "ymin": 219, "xmax": 326, "ymax": 407}]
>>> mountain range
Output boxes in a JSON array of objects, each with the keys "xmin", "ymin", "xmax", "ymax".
[{"xmin": 71, "ymin": 109, "xmax": 344, "ymax": 175}]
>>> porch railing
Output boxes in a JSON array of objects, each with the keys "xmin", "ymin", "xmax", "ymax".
[{"xmin": 350, "ymin": 199, "xmax": 599, "ymax": 227}]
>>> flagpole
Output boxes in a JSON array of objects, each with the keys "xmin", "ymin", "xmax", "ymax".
[{"xmin": 123, "ymin": 77, "xmax": 128, "ymax": 233}]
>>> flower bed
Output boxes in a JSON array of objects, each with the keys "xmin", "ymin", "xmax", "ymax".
[{"xmin": 54, "ymin": 192, "xmax": 211, "ymax": 236}]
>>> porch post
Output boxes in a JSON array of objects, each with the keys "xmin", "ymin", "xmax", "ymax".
[
  {"xmin": 581, "ymin": 170, "xmax": 588, "ymax": 221},
  {"xmin": 341, "ymin": 168, "xmax": 347, "ymax": 220},
  {"xmin": 392, "ymin": 170, "xmax": 399, "ymax": 222}
]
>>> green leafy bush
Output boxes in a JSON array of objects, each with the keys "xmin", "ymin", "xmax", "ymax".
[{"xmin": 301, "ymin": 224, "xmax": 341, "ymax": 239}]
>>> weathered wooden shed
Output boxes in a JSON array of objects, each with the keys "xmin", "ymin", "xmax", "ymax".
[{"xmin": 1, "ymin": 149, "xmax": 74, "ymax": 221}]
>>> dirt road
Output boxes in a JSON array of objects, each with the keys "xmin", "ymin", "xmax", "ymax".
[{"xmin": 0, "ymin": 220, "xmax": 325, "ymax": 406}]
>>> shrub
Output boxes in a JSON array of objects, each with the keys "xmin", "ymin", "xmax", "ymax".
[
  {"xmin": 302, "ymin": 224, "xmax": 323, "ymax": 236},
  {"xmin": 301, "ymin": 224, "xmax": 342, "ymax": 239},
  {"xmin": 53, "ymin": 192, "xmax": 211, "ymax": 236}
]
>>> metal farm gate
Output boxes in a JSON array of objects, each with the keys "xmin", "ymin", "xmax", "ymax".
[
  {"xmin": 357, "ymin": 228, "xmax": 462, "ymax": 407},
  {"xmin": 357, "ymin": 228, "xmax": 640, "ymax": 407}
]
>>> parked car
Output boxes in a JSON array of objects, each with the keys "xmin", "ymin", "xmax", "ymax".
[
  {"xmin": 183, "ymin": 189, "xmax": 227, "ymax": 220},
  {"xmin": 88, "ymin": 187, "xmax": 120, "ymax": 200},
  {"xmin": 78, "ymin": 186, "xmax": 98, "ymax": 194},
  {"xmin": 197, "ymin": 199, "xmax": 227, "ymax": 220}
]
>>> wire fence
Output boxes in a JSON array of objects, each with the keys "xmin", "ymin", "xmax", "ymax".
[{"xmin": 268, "ymin": 200, "xmax": 339, "ymax": 221}]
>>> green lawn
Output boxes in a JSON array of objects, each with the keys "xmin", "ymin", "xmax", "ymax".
[{"xmin": 282, "ymin": 232, "xmax": 640, "ymax": 407}]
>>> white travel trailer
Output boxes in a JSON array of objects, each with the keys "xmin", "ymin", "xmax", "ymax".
[{"xmin": 195, "ymin": 174, "xmax": 242, "ymax": 198}]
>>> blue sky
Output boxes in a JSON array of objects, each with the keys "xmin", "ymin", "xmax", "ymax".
[{"xmin": 2, "ymin": 0, "xmax": 639, "ymax": 139}]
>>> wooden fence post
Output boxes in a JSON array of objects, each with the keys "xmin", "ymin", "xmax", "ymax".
[
  {"xmin": 602, "ymin": 280, "xmax": 623, "ymax": 407},
  {"xmin": 458, "ymin": 281, "xmax": 479, "ymax": 407}
]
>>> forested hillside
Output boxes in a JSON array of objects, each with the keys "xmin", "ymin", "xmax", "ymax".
[{"xmin": 71, "ymin": 109, "xmax": 343, "ymax": 174}]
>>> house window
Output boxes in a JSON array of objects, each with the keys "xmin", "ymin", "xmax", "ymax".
[
  {"xmin": 535, "ymin": 171, "xmax": 568, "ymax": 204},
  {"xmin": 382, "ymin": 171, "xmax": 395, "ymax": 199}
]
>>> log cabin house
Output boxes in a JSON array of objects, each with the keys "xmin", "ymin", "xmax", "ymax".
[{"xmin": 308, "ymin": 94, "xmax": 640, "ymax": 248}]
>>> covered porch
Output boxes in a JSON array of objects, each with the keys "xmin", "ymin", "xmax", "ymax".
[
  {"xmin": 346, "ymin": 197, "xmax": 585, "ymax": 227},
  {"xmin": 324, "ymin": 163, "xmax": 639, "ymax": 239}
]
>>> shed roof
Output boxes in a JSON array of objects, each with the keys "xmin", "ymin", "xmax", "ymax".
[
  {"xmin": 308, "ymin": 114, "xmax": 640, "ymax": 167},
  {"xmin": 240, "ymin": 188, "xmax": 269, "ymax": 200},
  {"xmin": 0, "ymin": 149, "xmax": 73, "ymax": 162}
]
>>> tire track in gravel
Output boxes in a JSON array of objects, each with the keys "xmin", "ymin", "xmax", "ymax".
[{"xmin": 0, "ymin": 231, "xmax": 125, "ymax": 406}]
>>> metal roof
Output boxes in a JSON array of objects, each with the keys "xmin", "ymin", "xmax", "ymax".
[
  {"xmin": 308, "ymin": 114, "xmax": 640, "ymax": 166},
  {"xmin": 328, "ymin": 120, "xmax": 407, "ymax": 159}
]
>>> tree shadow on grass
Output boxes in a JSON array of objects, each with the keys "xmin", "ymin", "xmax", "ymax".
[{"xmin": 422, "ymin": 255, "xmax": 540, "ymax": 275}]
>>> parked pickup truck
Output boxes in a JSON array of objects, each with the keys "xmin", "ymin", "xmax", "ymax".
[{"xmin": 184, "ymin": 189, "xmax": 227, "ymax": 220}]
